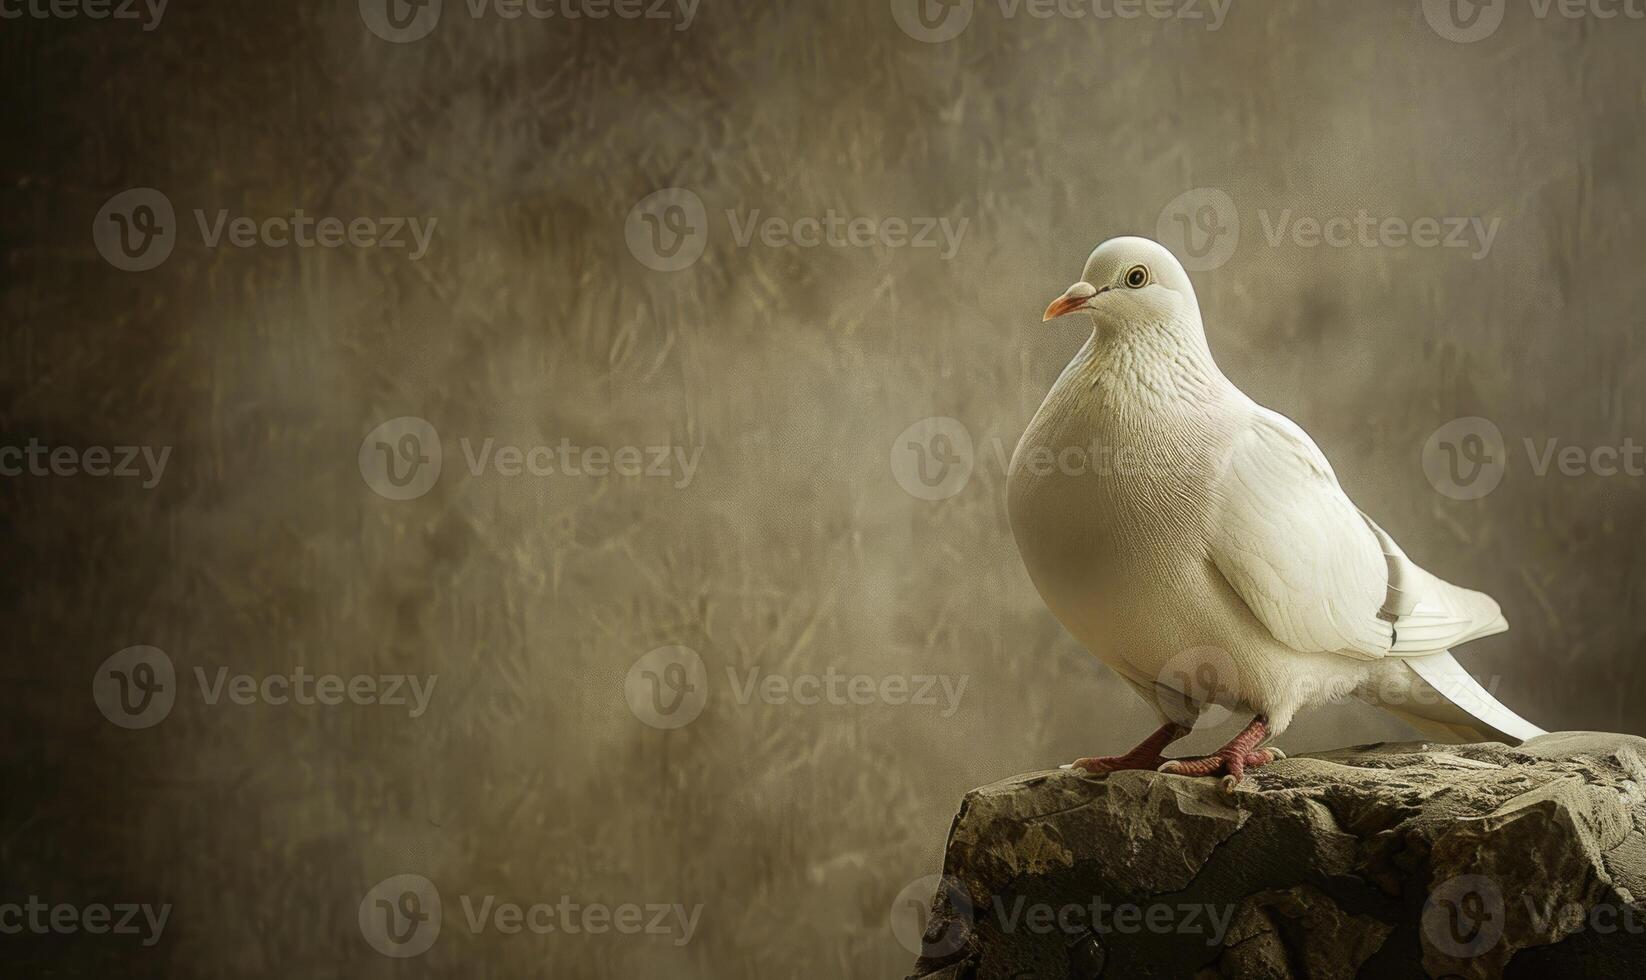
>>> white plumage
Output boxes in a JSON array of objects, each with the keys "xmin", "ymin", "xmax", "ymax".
[{"xmin": 1011, "ymin": 236, "xmax": 1541, "ymax": 777}]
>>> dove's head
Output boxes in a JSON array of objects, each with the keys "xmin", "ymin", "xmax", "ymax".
[{"xmin": 1043, "ymin": 236, "xmax": 1200, "ymax": 328}]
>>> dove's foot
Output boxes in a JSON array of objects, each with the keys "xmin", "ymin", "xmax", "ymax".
[
  {"xmin": 1156, "ymin": 716, "xmax": 1279, "ymax": 786},
  {"xmin": 1157, "ymin": 747, "xmax": 1284, "ymax": 778},
  {"xmin": 1066, "ymin": 722, "xmax": 1189, "ymax": 774},
  {"xmin": 1070, "ymin": 752, "xmax": 1172, "ymax": 773}
]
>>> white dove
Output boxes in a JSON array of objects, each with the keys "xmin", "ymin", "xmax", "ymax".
[{"xmin": 1009, "ymin": 236, "xmax": 1543, "ymax": 782}]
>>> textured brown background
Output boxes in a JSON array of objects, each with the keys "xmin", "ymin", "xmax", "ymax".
[{"xmin": 3, "ymin": 0, "xmax": 1644, "ymax": 976}]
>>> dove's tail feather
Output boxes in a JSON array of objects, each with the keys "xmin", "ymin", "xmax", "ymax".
[{"xmin": 1371, "ymin": 650, "xmax": 1545, "ymax": 745}]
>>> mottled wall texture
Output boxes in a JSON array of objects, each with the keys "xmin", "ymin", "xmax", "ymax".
[{"xmin": 2, "ymin": 0, "xmax": 1643, "ymax": 976}]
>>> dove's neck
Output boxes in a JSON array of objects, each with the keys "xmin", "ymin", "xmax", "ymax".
[{"xmin": 1074, "ymin": 308, "xmax": 1233, "ymax": 413}]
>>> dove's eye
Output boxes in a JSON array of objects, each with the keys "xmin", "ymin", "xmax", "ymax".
[{"xmin": 1124, "ymin": 265, "xmax": 1149, "ymax": 289}]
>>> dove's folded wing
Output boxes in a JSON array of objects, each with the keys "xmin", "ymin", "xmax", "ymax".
[
  {"xmin": 1357, "ymin": 511, "xmax": 1508, "ymax": 654},
  {"xmin": 1210, "ymin": 408, "xmax": 1393, "ymax": 660},
  {"xmin": 1211, "ymin": 407, "xmax": 1510, "ymax": 662}
]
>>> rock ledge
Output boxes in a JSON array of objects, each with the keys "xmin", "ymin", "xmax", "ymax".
[{"xmin": 910, "ymin": 732, "xmax": 1646, "ymax": 979}]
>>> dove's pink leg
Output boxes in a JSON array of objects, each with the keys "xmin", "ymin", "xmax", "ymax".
[
  {"xmin": 1157, "ymin": 716, "xmax": 1282, "ymax": 784},
  {"xmin": 1069, "ymin": 722, "xmax": 1190, "ymax": 773}
]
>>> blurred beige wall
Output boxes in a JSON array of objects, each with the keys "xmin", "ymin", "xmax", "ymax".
[{"xmin": 3, "ymin": 0, "xmax": 1644, "ymax": 975}]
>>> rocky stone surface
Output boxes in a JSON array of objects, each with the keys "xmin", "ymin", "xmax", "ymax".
[{"xmin": 908, "ymin": 732, "xmax": 1646, "ymax": 979}]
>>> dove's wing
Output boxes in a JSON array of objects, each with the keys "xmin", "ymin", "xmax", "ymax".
[
  {"xmin": 1358, "ymin": 511, "xmax": 1508, "ymax": 653},
  {"xmin": 1210, "ymin": 407, "xmax": 1393, "ymax": 660},
  {"xmin": 1211, "ymin": 406, "xmax": 1511, "ymax": 661},
  {"xmin": 1209, "ymin": 406, "xmax": 1540, "ymax": 743}
]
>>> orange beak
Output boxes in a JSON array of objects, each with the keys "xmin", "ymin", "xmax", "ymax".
[{"xmin": 1043, "ymin": 282, "xmax": 1100, "ymax": 321}]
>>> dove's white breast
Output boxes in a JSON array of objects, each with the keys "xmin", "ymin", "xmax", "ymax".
[{"xmin": 1006, "ymin": 325, "xmax": 1375, "ymax": 721}]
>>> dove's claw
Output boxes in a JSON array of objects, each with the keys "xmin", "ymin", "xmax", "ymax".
[
  {"xmin": 1157, "ymin": 754, "xmax": 1235, "ymax": 778},
  {"xmin": 1156, "ymin": 751, "xmax": 1267, "ymax": 784},
  {"xmin": 1065, "ymin": 722, "xmax": 1190, "ymax": 776},
  {"xmin": 1070, "ymin": 753, "xmax": 1170, "ymax": 774},
  {"xmin": 1155, "ymin": 716, "xmax": 1281, "ymax": 784}
]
